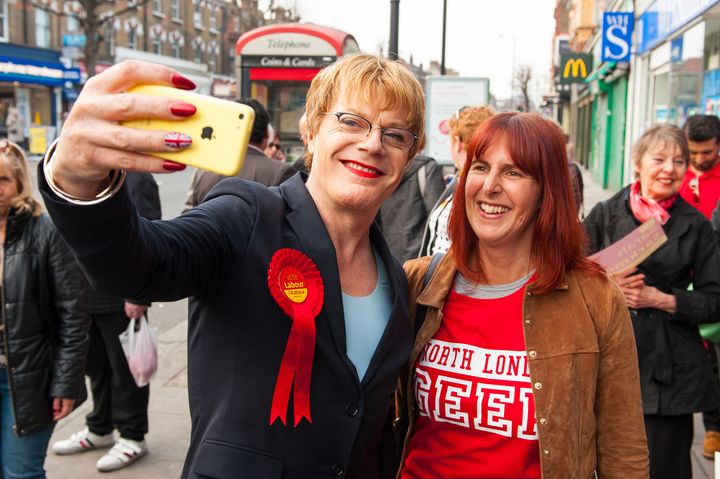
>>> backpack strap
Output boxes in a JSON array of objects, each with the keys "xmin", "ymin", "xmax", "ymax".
[{"xmin": 414, "ymin": 252, "xmax": 445, "ymax": 334}]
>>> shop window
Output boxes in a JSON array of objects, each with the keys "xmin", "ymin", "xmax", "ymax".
[
  {"xmin": 35, "ymin": 8, "xmax": 50, "ymax": 48},
  {"xmin": 171, "ymin": 0, "xmax": 180, "ymax": 20},
  {"xmin": 0, "ymin": 0, "xmax": 7, "ymax": 41},
  {"xmin": 667, "ymin": 21, "xmax": 705, "ymax": 125}
]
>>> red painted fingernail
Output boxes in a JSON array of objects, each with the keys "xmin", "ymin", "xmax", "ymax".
[
  {"xmin": 171, "ymin": 73, "xmax": 196, "ymax": 90},
  {"xmin": 169, "ymin": 101, "xmax": 196, "ymax": 117},
  {"xmin": 162, "ymin": 160, "xmax": 186, "ymax": 171}
]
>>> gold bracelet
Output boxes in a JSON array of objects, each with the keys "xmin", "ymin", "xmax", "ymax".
[{"xmin": 43, "ymin": 138, "xmax": 126, "ymax": 206}]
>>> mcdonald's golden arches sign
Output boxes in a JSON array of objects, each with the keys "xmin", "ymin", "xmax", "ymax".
[{"xmin": 559, "ymin": 54, "xmax": 593, "ymax": 84}]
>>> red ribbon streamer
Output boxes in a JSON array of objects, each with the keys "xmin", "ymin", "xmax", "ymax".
[{"xmin": 267, "ymin": 249, "xmax": 323, "ymax": 427}]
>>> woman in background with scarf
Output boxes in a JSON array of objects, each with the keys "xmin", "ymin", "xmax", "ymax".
[{"xmin": 584, "ymin": 124, "xmax": 720, "ymax": 479}]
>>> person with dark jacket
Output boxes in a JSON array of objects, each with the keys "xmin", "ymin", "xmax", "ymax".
[
  {"xmin": 379, "ymin": 155, "xmax": 444, "ymax": 262},
  {"xmin": 183, "ymin": 98, "xmax": 296, "ymax": 211},
  {"xmin": 38, "ymin": 54, "xmax": 425, "ymax": 479},
  {"xmin": 584, "ymin": 124, "xmax": 720, "ymax": 479},
  {"xmin": 52, "ymin": 172, "xmax": 161, "ymax": 472},
  {"xmin": 0, "ymin": 139, "xmax": 89, "ymax": 478}
]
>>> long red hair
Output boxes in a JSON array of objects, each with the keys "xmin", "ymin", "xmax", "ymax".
[{"xmin": 448, "ymin": 112, "xmax": 600, "ymax": 293}]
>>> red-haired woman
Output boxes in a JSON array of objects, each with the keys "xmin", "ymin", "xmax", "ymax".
[{"xmin": 398, "ymin": 113, "xmax": 648, "ymax": 478}]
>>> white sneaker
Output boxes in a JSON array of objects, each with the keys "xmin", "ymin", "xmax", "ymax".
[
  {"xmin": 96, "ymin": 437, "xmax": 148, "ymax": 472},
  {"xmin": 52, "ymin": 427, "xmax": 115, "ymax": 455}
]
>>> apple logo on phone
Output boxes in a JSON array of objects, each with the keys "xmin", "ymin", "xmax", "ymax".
[{"xmin": 201, "ymin": 126, "xmax": 214, "ymax": 140}]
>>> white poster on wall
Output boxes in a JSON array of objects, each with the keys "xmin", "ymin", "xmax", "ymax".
[
  {"xmin": 424, "ymin": 76, "xmax": 490, "ymax": 166},
  {"xmin": 14, "ymin": 88, "xmax": 31, "ymax": 138}
]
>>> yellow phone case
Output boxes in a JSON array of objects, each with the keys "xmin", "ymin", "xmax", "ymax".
[{"xmin": 122, "ymin": 85, "xmax": 255, "ymax": 176}]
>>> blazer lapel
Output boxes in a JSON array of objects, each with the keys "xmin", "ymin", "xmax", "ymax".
[{"xmin": 279, "ymin": 175, "xmax": 350, "ymax": 359}]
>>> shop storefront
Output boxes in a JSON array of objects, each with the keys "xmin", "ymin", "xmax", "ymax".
[
  {"xmin": 236, "ymin": 23, "xmax": 359, "ymax": 161},
  {"xmin": 0, "ymin": 43, "xmax": 81, "ymax": 149},
  {"xmin": 632, "ymin": 0, "xmax": 720, "ymax": 135}
]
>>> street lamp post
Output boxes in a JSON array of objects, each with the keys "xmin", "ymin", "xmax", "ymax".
[
  {"xmin": 440, "ymin": 0, "xmax": 447, "ymax": 75},
  {"xmin": 389, "ymin": 0, "xmax": 399, "ymax": 60}
]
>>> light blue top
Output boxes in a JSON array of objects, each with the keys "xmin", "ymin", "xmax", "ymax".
[{"xmin": 342, "ymin": 248, "xmax": 393, "ymax": 382}]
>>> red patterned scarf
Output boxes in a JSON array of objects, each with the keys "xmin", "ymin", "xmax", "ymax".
[{"xmin": 628, "ymin": 180, "xmax": 674, "ymax": 225}]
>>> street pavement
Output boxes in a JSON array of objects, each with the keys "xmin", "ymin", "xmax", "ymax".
[{"xmin": 40, "ymin": 163, "xmax": 716, "ymax": 478}]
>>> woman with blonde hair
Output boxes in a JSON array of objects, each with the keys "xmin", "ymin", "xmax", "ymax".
[
  {"xmin": 419, "ymin": 105, "xmax": 494, "ymax": 256},
  {"xmin": 585, "ymin": 124, "xmax": 720, "ymax": 479},
  {"xmin": 0, "ymin": 139, "xmax": 89, "ymax": 478}
]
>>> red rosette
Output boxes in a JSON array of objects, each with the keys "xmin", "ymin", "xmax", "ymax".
[{"xmin": 267, "ymin": 248, "xmax": 324, "ymax": 426}]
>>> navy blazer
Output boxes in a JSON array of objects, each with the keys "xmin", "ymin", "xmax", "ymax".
[{"xmin": 39, "ymin": 170, "xmax": 412, "ymax": 479}]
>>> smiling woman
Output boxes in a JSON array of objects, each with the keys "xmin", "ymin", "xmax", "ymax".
[
  {"xmin": 584, "ymin": 124, "xmax": 720, "ymax": 479},
  {"xmin": 399, "ymin": 113, "xmax": 649, "ymax": 479}
]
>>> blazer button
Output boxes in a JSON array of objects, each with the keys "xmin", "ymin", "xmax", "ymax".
[
  {"xmin": 543, "ymin": 448, "xmax": 551, "ymax": 456},
  {"xmin": 528, "ymin": 350, "xmax": 537, "ymax": 359},
  {"xmin": 331, "ymin": 463, "xmax": 344, "ymax": 477},
  {"xmin": 345, "ymin": 403, "xmax": 359, "ymax": 417},
  {"xmin": 534, "ymin": 382, "xmax": 543, "ymax": 390},
  {"xmin": 539, "ymin": 417, "xmax": 548, "ymax": 425}
]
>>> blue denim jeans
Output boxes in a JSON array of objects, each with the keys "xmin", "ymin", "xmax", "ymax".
[{"xmin": 0, "ymin": 369, "xmax": 54, "ymax": 479}]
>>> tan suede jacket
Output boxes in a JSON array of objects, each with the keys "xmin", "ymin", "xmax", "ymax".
[{"xmin": 399, "ymin": 252, "xmax": 649, "ymax": 479}]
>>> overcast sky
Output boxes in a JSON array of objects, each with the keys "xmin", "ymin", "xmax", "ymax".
[{"xmin": 270, "ymin": 0, "xmax": 557, "ymax": 101}]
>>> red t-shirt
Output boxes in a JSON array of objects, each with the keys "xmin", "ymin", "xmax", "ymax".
[
  {"xmin": 401, "ymin": 280, "xmax": 540, "ymax": 479},
  {"xmin": 679, "ymin": 161, "xmax": 720, "ymax": 219}
]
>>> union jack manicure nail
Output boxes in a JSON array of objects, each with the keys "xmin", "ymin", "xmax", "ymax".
[{"xmin": 164, "ymin": 132, "xmax": 192, "ymax": 149}]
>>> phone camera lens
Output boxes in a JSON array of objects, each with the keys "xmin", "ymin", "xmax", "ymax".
[{"xmin": 239, "ymin": 113, "xmax": 244, "ymax": 120}]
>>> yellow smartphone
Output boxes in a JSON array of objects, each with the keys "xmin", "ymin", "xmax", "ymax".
[{"xmin": 122, "ymin": 85, "xmax": 255, "ymax": 176}]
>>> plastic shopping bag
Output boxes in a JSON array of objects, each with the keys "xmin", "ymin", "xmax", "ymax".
[{"xmin": 119, "ymin": 315, "xmax": 159, "ymax": 387}]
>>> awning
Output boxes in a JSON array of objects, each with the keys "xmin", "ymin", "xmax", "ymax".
[
  {"xmin": 585, "ymin": 62, "xmax": 617, "ymax": 83},
  {"xmin": 0, "ymin": 56, "xmax": 77, "ymax": 86}
]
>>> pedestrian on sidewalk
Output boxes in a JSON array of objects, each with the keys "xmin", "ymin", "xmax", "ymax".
[
  {"xmin": 677, "ymin": 114, "xmax": 720, "ymax": 460},
  {"xmin": 418, "ymin": 105, "xmax": 494, "ymax": 257},
  {"xmin": 0, "ymin": 139, "xmax": 89, "ymax": 478},
  {"xmin": 51, "ymin": 172, "xmax": 161, "ymax": 472},
  {"xmin": 398, "ymin": 113, "xmax": 647, "ymax": 479},
  {"xmin": 38, "ymin": 54, "xmax": 424, "ymax": 479},
  {"xmin": 584, "ymin": 124, "xmax": 720, "ymax": 479}
]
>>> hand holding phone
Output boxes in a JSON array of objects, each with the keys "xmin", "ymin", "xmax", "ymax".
[{"xmin": 122, "ymin": 85, "xmax": 255, "ymax": 176}]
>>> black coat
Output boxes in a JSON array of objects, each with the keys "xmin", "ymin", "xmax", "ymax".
[
  {"xmin": 88, "ymin": 172, "xmax": 161, "ymax": 313},
  {"xmin": 379, "ymin": 156, "xmax": 445, "ymax": 263},
  {"xmin": 584, "ymin": 187, "xmax": 720, "ymax": 415},
  {"xmin": 3, "ymin": 210, "xmax": 89, "ymax": 435},
  {"xmin": 39, "ymin": 171, "xmax": 412, "ymax": 479}
]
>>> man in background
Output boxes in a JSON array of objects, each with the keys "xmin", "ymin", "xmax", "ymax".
[
  {"xmin": 52, "ymin": 172, "xmax": 161, "ymax": 472},
  {"xmin": 679, "ymin": 114, "xmax": 720, "ymax": 460},
  {"xmin": 184, "ymin": 99, "xmax": 296, "ymax": 210}
]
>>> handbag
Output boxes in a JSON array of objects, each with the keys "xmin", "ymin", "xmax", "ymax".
[{"xmin": 118, "ymin": 314, "xmax": 159, "ymax": 387}]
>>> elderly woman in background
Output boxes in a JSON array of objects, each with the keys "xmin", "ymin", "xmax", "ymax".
[
  {"xmin": 419, "ymin": 105, "xmax": 494, "ymax": 256},
  {"xmin": 399, "ymin": 113, "xmax": 648, "ymax": 478},
  {"xmin": 584, "ymin": 124, "xmax": 720, "ymax": 479},
  {"xmin": 0, "ymin": 139, "xmax": 89, "ymax": 478}
]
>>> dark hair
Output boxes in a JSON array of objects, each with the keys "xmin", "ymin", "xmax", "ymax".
[
  {"xmin": 683, "ymin": 115, "xmax": 720, "ymax": 143},
  {"xmin": 237, "ymin": 98, "xmax": 270, "ymax": 145},
  {"xmin": 448, "ymin": 112, "xmax": 601, "ymax": 294}
]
